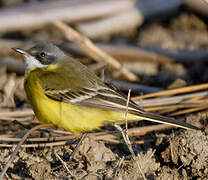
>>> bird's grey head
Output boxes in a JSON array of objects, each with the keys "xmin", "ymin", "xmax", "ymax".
[{"xmin": 13, "ymin": 42, "xmax": 67, "ymax": 70}]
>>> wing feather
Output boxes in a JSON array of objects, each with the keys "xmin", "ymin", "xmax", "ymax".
[{"xmin": 39, "ymin": 61, "xmax": 201, "ymax": 131}]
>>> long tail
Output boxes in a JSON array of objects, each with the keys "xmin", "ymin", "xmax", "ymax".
[{"xmin": 133, "ymin": 110, "xmax": 201, "ymax": 130}]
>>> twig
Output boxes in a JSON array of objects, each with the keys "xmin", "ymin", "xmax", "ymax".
[
  {"xmin": 141, "ymin": 46, "xmax": 208, "ymax": 64},
  {"xmin": 0, "ymin": 0, "xmax": 133, "ymax": 33},
  {"xmin": 148, "ymin": 102, "xmax": 208, "ymax": 111},
  {"xmin": 96, "ymin": 43, "xmax": 173, "ymax": 64},
  {"xmin": 0, "ymin": 141, "xmax": 70, "ymax": 148},
  {"xmin": 53, "ymin": 20, "xmax": 139, "ymax": 82},
  {"xmin": 0, "ymin": 124, "xmax": 172, "ymax": 143},
  {"xmin": 114, "ymin": 89, "xmax": 146, "ymax": 180},
  {"xmin": 0, "ymin": 165, "xmax": 9, "ymax": 180},
  {"xmin": 41, "ymin": 128, "xmax": 72, "ymax": 135},
  {"xmin": 114, "ymin": 124, "xmax": 146, "ymax": 180},
  {"xmin": 51, "ymin": 42, "xmax": 208, "ymax": 65},
  {"xmin": 137, "ymin": 91, "xmax": 208, "ymax": 108},
  {"xmin": 113, "ymin": 156, "xmax": 125, "ymax": 178},
  {"xmin": 0, "ymin": 124, "xmax": 52, "ymax": 180},
  {"xmin": 0, "ymin": 39, "xmax": 33, "ymax": 58},
  {"xmin": 169, "ymin": 105, "xmax": 208, "ymax": 116},
  {"xmin": 132, "ymin": 83, "xmax": 208, "ymax": 100},
  {"xmin": 77, "ymin": 0, "xmax": 183, "ymax": 38},
  {"xmin": 125, "ymin": 89, "xmax": 131, "ymax": 134},
  {"xmin": 69, "ymin": 133, "xmax": 87, "ymax": 160},
  {"xmin": 0, "ymin": 139, "xmax": 145, "ymax": 148},
  {"xmin": 55, "ymin": 152, "xmax": 77, "ymax": 180},
  {"xmin": 169, "ymin": 136, "xmax": 176, "ymax": 164},
  {"xmin": 185, "ymin": 0, "xmax": 208, "ymax": 16},
  {"xmin": 77, "ymin": 9, "xmax": 143, "ymax": 39},
  {"xmin": 0, "ymin": 109, "xmax": 34, "ymax": 117},
  {"xmin": 82, "ymin": 173, "xmax": 102, "ymax": 179},
  {"xmin": 0, "ymin": 117, "xmax": 32, "ymax": 122},
  {"xmin": 0, "ymin": 124, "xmax": 172, "ymax": 150},
  {"xmin": 0, "ymin": 58, "xmax": 25, "ymax": 75}
]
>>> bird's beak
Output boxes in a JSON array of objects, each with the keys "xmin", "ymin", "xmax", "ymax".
[{"xmin": 12, "ymin": 48, "xmax": 27, "ymax": 55}]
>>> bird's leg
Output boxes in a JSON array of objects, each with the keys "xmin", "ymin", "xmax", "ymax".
[{"xmin": 12, "ymin": 119, "xmax": 34, "ymax": 129}]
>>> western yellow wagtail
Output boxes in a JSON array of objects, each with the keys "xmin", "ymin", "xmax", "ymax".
[{"xmin": 13, "ymin": 43, "xmax": 200, "ymax": 134}]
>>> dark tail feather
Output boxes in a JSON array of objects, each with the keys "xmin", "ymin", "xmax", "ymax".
[{"xmin": 134, "ymin": 111, "xmax": 201, "ymax": 131}]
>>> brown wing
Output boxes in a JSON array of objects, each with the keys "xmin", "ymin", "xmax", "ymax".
[
  {"xmin": 40, "ymin": 60, "xmax": 201, "ymax": 131},
  {"xmin": 44, "ymin": 80, "xmax": 201, "ymax": 131}
]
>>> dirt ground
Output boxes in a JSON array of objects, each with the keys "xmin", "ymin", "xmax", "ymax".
[
  {"xmin": 1, "ymin": 113, "xmax": 207, "ymax": 180},
  {"xmin": 0, "ymin": 7, "xmax": 208, "ymax": 180}
]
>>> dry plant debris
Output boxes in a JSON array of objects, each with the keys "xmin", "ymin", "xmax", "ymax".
[{"xmin": 0, "ymin": 0, "xmax": 207, "ymax": 179}]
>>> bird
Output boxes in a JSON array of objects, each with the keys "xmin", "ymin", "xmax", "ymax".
[{"xmin": 12, "ymin": 42, "xmax": 201, "ymax": 134}]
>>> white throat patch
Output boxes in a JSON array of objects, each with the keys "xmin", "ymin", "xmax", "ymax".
[{"xmin": 23, "ymin": 54, "xmax": 48, "ymax": 70}]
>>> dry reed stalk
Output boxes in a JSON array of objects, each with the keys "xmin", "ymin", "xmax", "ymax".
[{"xmin": 53, "ymin": 20, "xmax": 139, "ymax": 82}]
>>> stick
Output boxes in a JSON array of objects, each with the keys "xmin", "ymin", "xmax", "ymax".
[
  {"xmin": 77, "ymin": 0, "xmax": 183, "ymax": 39},
  {"xmin": 50, "ymin": 43, "xmax": 173, "ymax": 64},
  {"xmin": 0, "ymin": 141, "xmax": 69, "ymax": 148},
  {"xmin": 0, "ymin": 124, "xmax": 52, "ymax": 180},
  {"xmin": 0, "ymin": 39, "xmax": 33, "ymax": 58},
  {"xmin": 77, "ymin": 9, "xmax": 143, "ymax": 39},
  {"xmin": 0, "ymin": 109, "xmax": 34, "ymax": 117},
  {"xmin": 132, "ymin": 83, "xmax": 208, "ymax": 100},
  {"xmin": 61, "ymin": 43, "xmax": 208, "ymax": 66},
  {"xmin": 114, "ymin": 124, "xmax": 146, "ymax": 180},
  {"xmin": 113, "ymin": 156, "xmax": 125, "ymax": 177},
  {"xmin": 0, "ymin": 0, "xmax": 133, "ymax": 33},
  {"xmin": 185, "ymin": 0, "xmax": 208, "ymax": 16},
  {"xmin": 69, "ymin": 133, "xmax": 87, "ymax": 160},
  {"xmin": 115, "ymin": 89, "xmax": 146, "ymax": 180},
  {"xmin": 55, "ymin": 152, "xmax": 77, "ymax": 179},
  {"xmin": 0, "ymin": 117, "xmax": 32, "ymax": 122},
  {"xmin": 137, "ymin": 91, "xmax": 208, "ymax": 107},
  {"xmin": 141, "ymin": 46, "xmax": 208, "ymax": 64},
  {"xmin": 125, "ymin": 89, "xmax": 131, "ymax": 134},
  {"xmin": 169, "ymin": 105, "xmax": 208, "ymax": 116},
  {"xmin": 96, "ymin": 43, "xmax": 173, "ymax": 64},
  {"xmin": 0, "ymin": 58, "xmax": 25, "ymax": 75},
  {"xmin": 53, "ymin": 20, "xmax": 139, "ymax": 82},
  {"xmin": 0, "ymin": 124, "xmax": 173, "ymax": 145},
  {"xmin": 0, "ymin": 139, "xmax": 146, "ymax": 148}
]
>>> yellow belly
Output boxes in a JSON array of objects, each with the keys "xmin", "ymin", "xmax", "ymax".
[
  {"xmin": 35, "ymin": 97, "xmax": 140, "ymax": 134},
  {"xmin": 24, "ymin": 72, "xmax": 140, "ymax": 134}
]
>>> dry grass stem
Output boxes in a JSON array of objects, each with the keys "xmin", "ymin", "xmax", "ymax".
[
  {"xmin": 69, "ymin": 133, "xmax": 87, "ymax": 160},
  {"xmin": 132, "ymin": 83, "xmax": 208, "ymax": 100},
  {"xmin": 113, "ymin": 156, "xmax": 125, "ymax": 177},
  {"xmin": 97, "ymin": 43, "xmax": 173, "ymax": 64},
  {"xmin": 0, "ymin": 0, "xmax": 133, "ymax": 33},
  {"xmin": 0, "ymin": 141, "xmax": 69, "ymax": 148},
  {"xmin": 169, "ymin": 105, "xmax": 208, "ymax": 116},
  {"xmin": 0, "ymin": 109, "xmax": 34, "ymax": 117},
  {"xmin": 125, "ymin": 89, "xmax": 131, "ymax": 135},
  {"xmin": 55, "ymin": 152, "xmax": 77, "ymax": 180},
  {"xmin": 53, "ymin": 20, "xmax": 139, "ymax": 82},
  {"xmin": 114, "ymin": 89, "xmax": 146, "ymax": 180},
  {"xmin": 77, "ymin": 9, "xmax": 143, "ymax": 39},
  {"xmin": 0, "ymin": 124, "xmax": 174, "ymax": 147},
  {"xmin": 114, "ymin": 124, "xmax": 147, "ymax": 180},
  {"xmin": 0, "ymin": 124, "xmax": 52, "ymax": 180},
  {"xmin": 138, "ymin": 91, "xmax": 208, "ymax": 107}
]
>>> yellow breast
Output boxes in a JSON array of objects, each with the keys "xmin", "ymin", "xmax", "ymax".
[{"xmin": 24, "ymin": 69, "xmax": 140, "ymax": 134}]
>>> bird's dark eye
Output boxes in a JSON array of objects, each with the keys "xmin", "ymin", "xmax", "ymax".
[{"xmin": 40, "ymin": 52, "xmax": 46, "ymax": 57}]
